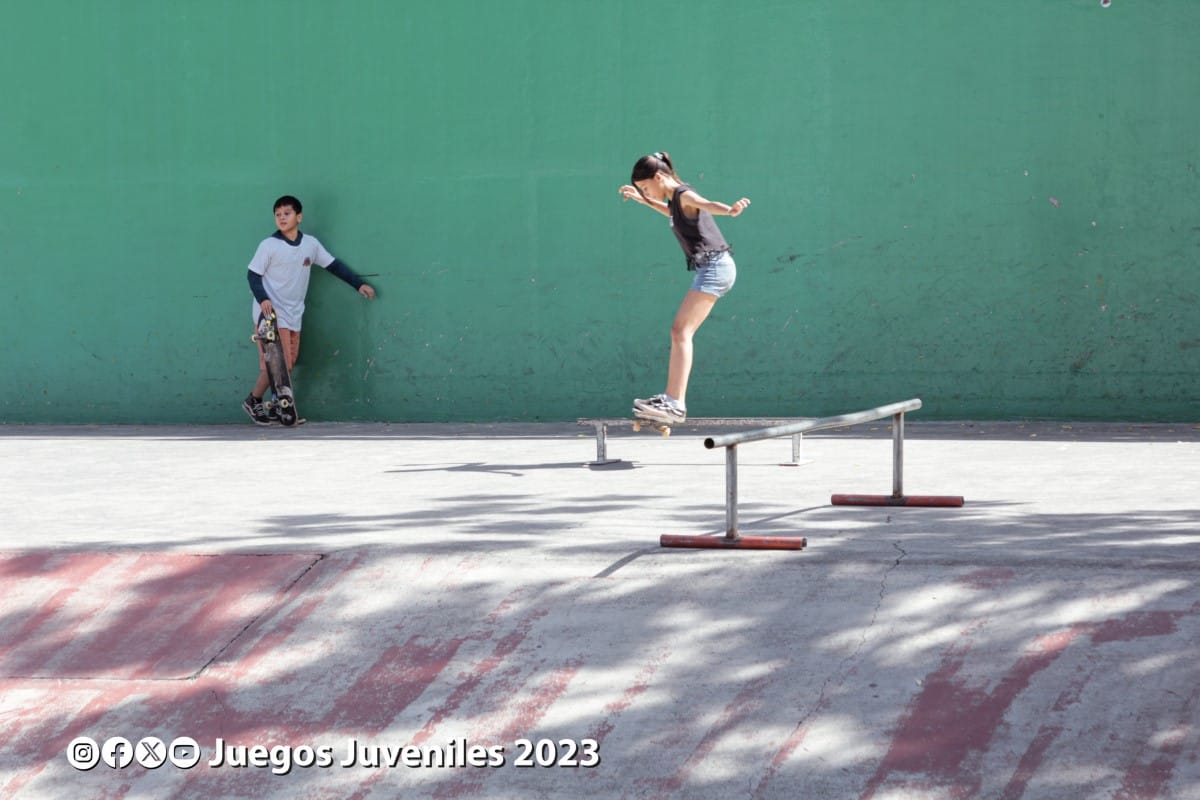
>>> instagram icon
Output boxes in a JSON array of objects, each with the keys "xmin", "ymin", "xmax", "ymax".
[{"xmin": 66, "ymin": 737, "xmax": 100, "ymax": 771}]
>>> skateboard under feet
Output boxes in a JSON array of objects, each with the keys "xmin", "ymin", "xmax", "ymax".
[
  {"xmin": 632, "ymin": 409, "xmax": 672, "ymax": 437},
  {"xmin": 253, "ymin": 312, "xmax": 299, "ymax": 427}
]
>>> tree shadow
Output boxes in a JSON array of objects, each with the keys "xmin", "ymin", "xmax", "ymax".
[{"xmin": 4, "ymin": 431, "xmax": 1200, "ymax": 797}]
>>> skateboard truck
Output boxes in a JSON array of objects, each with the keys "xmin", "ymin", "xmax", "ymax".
[{"xmin": 631, "ymin": 417, "xmax": 671, "ymax": 437}]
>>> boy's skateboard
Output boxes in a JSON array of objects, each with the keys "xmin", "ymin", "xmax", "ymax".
[
  {"xmin": 253, "ymin": 312, "xmax": 299, "ymax": 427},
  {"xmin": 632, "ymin": 408, "xmax": 672, "ymax": 437}
]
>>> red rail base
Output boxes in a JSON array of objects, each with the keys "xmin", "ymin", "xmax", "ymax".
[
  {"xmin": 660, "ymin": 534, "xmax": 807, "ymax": 551},
  {"xmin": 831, "ymin": 494, "xmax": 965, "ymax": 508}
]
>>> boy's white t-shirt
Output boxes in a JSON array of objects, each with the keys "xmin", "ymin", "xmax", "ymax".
[{"xmin": 248, "ymin": 231, "xmax": 335, "ymax": 331}]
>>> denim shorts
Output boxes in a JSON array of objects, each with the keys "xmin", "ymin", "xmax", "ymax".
[{"xmin": 690, "ymin": 251, "xmax": 737, "ymax": 298}]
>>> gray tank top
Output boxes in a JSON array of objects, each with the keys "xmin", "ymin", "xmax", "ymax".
[{"xmin": 669, "ymin": 184, "xmax": 731, "ymax": 270}]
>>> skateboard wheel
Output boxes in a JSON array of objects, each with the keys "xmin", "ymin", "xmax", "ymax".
[
  {"xmin": 661, "ymin": 428, "xmax": 670, "ymax": 438},
  {"xmin": 632, "ymin": 421, "xmax": 642, "ymax": 432}
]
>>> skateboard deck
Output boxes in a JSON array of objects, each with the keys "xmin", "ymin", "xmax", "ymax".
[
  {"xmin": 253, "ymin": 312, "xmax": 299, "ymax": 427},
  {"xmin": 631, "ymin": 408, "xmax": 672, "ymax": 437}
]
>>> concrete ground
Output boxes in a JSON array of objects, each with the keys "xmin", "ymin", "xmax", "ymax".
[{"xmin": 0, "ymin": 420, "xmax": 1198, "ymax": 799}]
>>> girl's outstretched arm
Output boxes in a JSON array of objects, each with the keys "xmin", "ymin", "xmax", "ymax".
[
  {"xmin": 680, "ymin": 190, "xmax": 751, "ymax": 218},
  {"xmin": 619, "ymin": 185, "xmax": 671, "ymax": 217}
]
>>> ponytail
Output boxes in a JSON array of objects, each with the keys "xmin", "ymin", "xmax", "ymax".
[{"xmin": 631, "ymin": 151, "xmax": 679, "ymax": 183}]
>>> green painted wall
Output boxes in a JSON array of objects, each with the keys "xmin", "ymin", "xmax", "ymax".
[{"xmin": 2, "ymin": 1, "xmax": 1197, "ymax": 423}]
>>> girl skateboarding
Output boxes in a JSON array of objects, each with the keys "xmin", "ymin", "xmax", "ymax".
[{"xmin": 619, "ymin": 151, "xmax": 750, "ymax": 423}]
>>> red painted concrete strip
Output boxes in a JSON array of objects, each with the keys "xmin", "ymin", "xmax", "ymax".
[
  {"xmin": 0, "ymin": 552, "xmax": 60, "ymax": 577},
  {"xmin": 585, "ymin": 647, "xmax": 669, "ymax": 748},
  {"xmin": 0, "ymin": 553, "xmax": 322, "ymax": 796},
  {"xmin": 1091, "ymin": 610, "xmax": 1184, "ymax": 644},
  {"xmin": 125, "ymin": 555, "xmax": 321, "ymax": 679},
  {"xmin": 1112, "ymin": 680, "xmax": 1200, "ymax": 800},
  {"xmin": 859, "ymin": 627, "xmax": 1084, "ymax": 800},
  {"xmin": 215, "ymin": 553, "xmax": 361, "ymax": 675},
  {"xmin": 643, "ymin": 673, "xmax": 775, "ymax": 800},
  {"xmin": 955, "ymin": 567, "xmax": 1017, "ymax": 591},
  {"xmin": 859, "ymin": 602, "xmax": 1200, "ymax": 799},
  {"xmin": 752, "ymin": 693, "xmax": 830, "ymax": 798},
  {"xmin": 5, "ymin": 563, "xmax": 550, "ymax": 797},
  {"xmin": 324, "ymin": 635, "xmax": 469, "ymax": 734},
  {"xmin": 0, "ymin": 553, "xmax": 158, "ymax": 676},
  {"xmin": 491, "ymin": 657, "xmax": 584, "ymax": 743},
  {"xmin": 0, "ymin": 553, "xmax": 114, "ymax": 667},
  {"xmin": 998, "ymin": 723, "xmax": 1066, "ymax": 800},
  {"xmin": 0, "ymin": 681, "xmax": 144, "ymax": 796},
  {"xmin": 50, "ymin": 552, "xmax": 192, "ymax": 677},
  {"xmin": 411, "ymin": 606, "xmax": 549, "ymax": 746},
  {"xmin": 430, "ymin": 657, "xmax": 584, "ymax": 800},
  {"xmin": 338, "ymin": 596, "xmax": 545, "ymax": 800},
  {"xmin": 1, "ymin": 554, "xmax": 319, "ymax": 679},
  {"xmin": 998, "ymin": 655, "xmax": 1138, "ymax": 800}
]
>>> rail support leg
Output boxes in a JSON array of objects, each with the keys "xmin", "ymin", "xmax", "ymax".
[
  {"xmin": 662, "ymin": 444, "xmax": 807, "ymax": 549},
  {"xmin": 832, "ymin": 410, "xmax": 964, "ymax": 507},
  {"xmin": 893, "ymin": 411, "xmax": 904, "ymax": 499},
  {"xmin": 587, "ymin": 422, "xmax": 621, "ymax": 467},
  {"xmin": 726, "ymin": 444, "xmax": 739, "ymax": 539}
]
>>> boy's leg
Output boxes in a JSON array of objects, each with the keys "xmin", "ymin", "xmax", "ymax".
[
  {"xmin": 252, "ymin": 370, "xmax": 271, "ymax": 399},
  {"xmin": 280, "ymin": 329, "xmax": 300, "ymax": 370},
  {"xmin": 666, "ymin": 290, "xmax": 719, "ymax": 406}
]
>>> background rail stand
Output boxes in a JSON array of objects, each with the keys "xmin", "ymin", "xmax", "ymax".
[
  {"xmin": 577, "ymin": 418, "xmax": 812, "ymax": 467},
  {"xmin": 661, "ymin": 398, "xmax": 964, "ymax": 551}
]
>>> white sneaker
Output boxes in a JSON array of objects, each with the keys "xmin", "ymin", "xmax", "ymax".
[
  {"xmin": 634, "ymin": 396, "xmax": 687, "ymax": 423},
  {"xmin": 633, "ymin": 393, "xmax": 668, "ymax": 410}
]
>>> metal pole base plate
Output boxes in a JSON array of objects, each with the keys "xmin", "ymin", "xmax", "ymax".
[
  {"xmin": 660, "ymin": 534, "xmax": 807, "ymax": 550},
  {"xmin": 831, "ymin": 494, "xmax": 964, "ymax": 507}
]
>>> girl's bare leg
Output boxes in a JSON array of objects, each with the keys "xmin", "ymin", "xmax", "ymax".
[{"xmin": 666, "ymin": 290, "xmax": 719, "ymax": 405}]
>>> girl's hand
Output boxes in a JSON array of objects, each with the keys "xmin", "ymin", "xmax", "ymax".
[
  {"xmin": 619, "ymin": 185, "xmax": 643, "ymax": 203},
  {"xmin": 359, "ymin": 284, "xmax": 376, "ymax": 300},
  {"xmin": 261, "ymin": 299, "xmax": 274, "ymax": 317},
  {"xmin": 728, "ymin": 198, "xmax": 751, "ymax": 217}
]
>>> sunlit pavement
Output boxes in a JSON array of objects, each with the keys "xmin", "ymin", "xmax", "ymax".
[{"xmin": 1, "ymin": 421, "xmax": 1198, "ymax": 799}]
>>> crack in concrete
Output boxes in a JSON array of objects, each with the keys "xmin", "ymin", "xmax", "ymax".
[
  {"xmin": 791, "ymin": 541, "xmax": 908, "ymax": 734},
  {"xmin": 852, "ymin": 540, "xmax": 908, "ymax": 671},
  {"xmin": 751, "ymin": 541, "xmax": 909, "ymax": 797}
]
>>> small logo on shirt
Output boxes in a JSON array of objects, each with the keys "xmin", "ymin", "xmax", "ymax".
[{"xmin": 303, "ymin": 258, "xmax": 312, "ymax": 267}]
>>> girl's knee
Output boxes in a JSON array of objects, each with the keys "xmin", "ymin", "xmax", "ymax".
[{"xmin": 670, "ymin": 322, "xmax": 695, "ymax": 344}]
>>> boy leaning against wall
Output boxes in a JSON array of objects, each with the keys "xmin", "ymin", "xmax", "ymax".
[{"xmin": 242, "ymin": 195, "xmax": 376, "ymax": 425}]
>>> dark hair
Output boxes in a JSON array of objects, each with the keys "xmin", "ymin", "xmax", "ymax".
[
  {"xmin": 630, "ymin": 151, "xmax": 679, "ymax": 184},
  {"xmin": 274, "ymin": 195, "xmax": 302, "ymax": 214}
]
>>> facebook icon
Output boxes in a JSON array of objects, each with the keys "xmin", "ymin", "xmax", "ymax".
[{"xmin": 101, "ymin": 737, "xmax": 134, "ymax": 769}]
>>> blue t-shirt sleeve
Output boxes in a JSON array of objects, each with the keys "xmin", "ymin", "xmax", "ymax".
[
  {"xmin": 247, "ymin": 269, "xmax": 268, "ymax": 303},
  {"xmin": 324, "ymin": 258, "xmax": 364, "ymax": 290}
]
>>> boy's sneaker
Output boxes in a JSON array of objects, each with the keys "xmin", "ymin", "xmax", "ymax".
[{"xmin": 242, "ymin": 395, "xmax": 272, "ymax": 426}]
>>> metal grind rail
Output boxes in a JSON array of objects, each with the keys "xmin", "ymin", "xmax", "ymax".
[
  {"xmin": 661, "ymin": 398, "xmax": 964, "ymax": 550},
  {"xmin": 576, "ymin": 417, "xmax": 813, "ymax": 467}
]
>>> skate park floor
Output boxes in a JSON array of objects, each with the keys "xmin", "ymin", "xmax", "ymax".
[{"xmin": 1, "ymin": 419, "xmax": 1198, "ymax": 799}]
